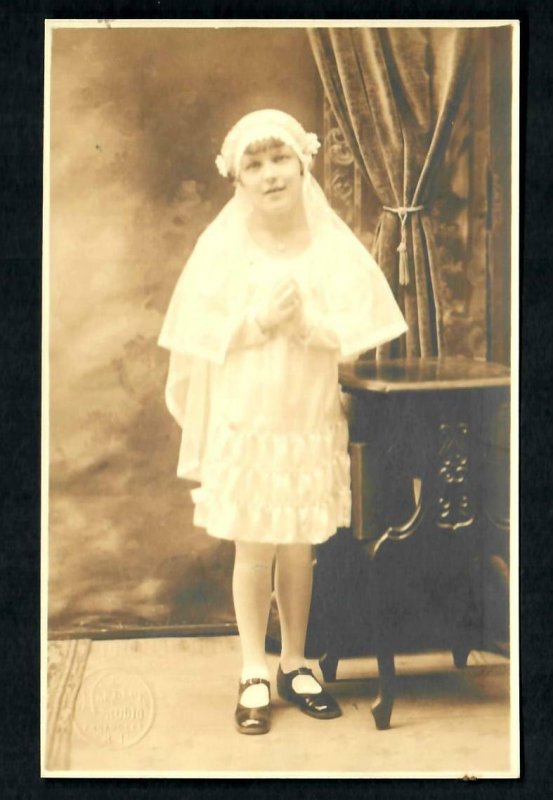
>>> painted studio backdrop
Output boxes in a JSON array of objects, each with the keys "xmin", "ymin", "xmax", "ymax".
[{"xmin": 47, "ymin": 26, "xmax": 512, "ymax": 638}]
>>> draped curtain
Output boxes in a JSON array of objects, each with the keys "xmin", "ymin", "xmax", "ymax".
[{"xmin": 308, "ymin": 27, "xmax": 475, "ymax": 357}]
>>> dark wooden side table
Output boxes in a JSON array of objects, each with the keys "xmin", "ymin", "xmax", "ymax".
[{"xmin": 314, "ymin": 356, "xmax": 511, "ymax": 730}]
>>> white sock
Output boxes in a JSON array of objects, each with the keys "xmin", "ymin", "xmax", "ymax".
[
  {"xmin": 233, "ymin": 542, "xmax": 275, "ymax": 707},
  {"xmin": 275, "ymin": 544, "xmax": 321, "ymax": 693}
]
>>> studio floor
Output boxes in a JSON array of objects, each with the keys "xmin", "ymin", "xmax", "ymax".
[{"xmin": 44, "ymin": 634, "xmax": 516, "ymax": 778}]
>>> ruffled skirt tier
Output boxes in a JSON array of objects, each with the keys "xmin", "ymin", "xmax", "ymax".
[{"xmin": 192, "ymin": 418, "xmax": 351, "ymax": 544}]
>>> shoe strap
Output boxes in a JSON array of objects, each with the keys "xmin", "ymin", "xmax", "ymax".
[
  {"xmin": 283, "ymin": 666, "xmax": 315, "ymax": 679},
  {"xmin": 240, "ymin": 677, "xmax": 271, "ymax": 691}
]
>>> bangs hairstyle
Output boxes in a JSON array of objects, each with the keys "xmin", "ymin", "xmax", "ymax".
[
  {"xmin": 243, "ymin": 136, "xmax": 286, "ymax": 156},
  {"xmin": 230, "ymin": 137, "xmax": 302, "ymax": 181}
]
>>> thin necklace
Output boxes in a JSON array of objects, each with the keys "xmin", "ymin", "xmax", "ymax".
[
  {"xmin": 247, "ymin": 217, "xmax": 310, "ymax": 256},
  {"xmin": 251, "ymin": 228, "xmax": 292, "ymax": 253}
]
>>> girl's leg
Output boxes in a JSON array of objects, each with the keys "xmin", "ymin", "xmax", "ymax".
[
  {"xmin": 233, "ymin": 540, "xmax": 276, "ymax": 707},
  {"xmin": 275, "ymin": 543, "xmax": 322, "ymax": 693}
]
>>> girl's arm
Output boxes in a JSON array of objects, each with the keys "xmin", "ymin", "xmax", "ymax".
[
  {"xmin": 291, "ymin": 258, "xmax": 407, "ymax": 361},
  {"xmin": 291, "ymin": 307, "xmax": 340, "ymax": 352},
  {"xmin": 227, "ymin": 306, "xmax": 272, "ymax": 351},
  {"xmin": 227, "ymin": 276, "xmax": 300, "ymax": 352}
]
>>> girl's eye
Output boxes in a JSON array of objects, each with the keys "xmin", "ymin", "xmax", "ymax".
[
  {"xmin": 245, "ymin": 160, "xmax": 261, "ymax": 170},
  {"xmin": 273, "ymin": 154, "xmax": 289, "ymax": 163}
]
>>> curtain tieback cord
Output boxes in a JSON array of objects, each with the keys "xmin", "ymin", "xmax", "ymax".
[{"xmin": 382, "ymin": 205, "xmax": 425, "ymax": 286}]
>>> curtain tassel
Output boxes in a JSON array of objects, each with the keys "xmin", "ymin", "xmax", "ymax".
[
  {"xmin": 383, "ymin": 205, "xmax": 424, "ymax": 287},
  {"xmin": 397, "ymin": 239, "xmax": 408, "ymax": 286}
]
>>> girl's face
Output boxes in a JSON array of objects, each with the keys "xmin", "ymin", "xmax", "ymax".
[{"xmin": 237, "ymin": 141, "xmax": 303, "ymax": 217}]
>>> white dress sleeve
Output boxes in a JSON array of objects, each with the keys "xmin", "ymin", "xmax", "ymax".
[{"xmin": 300, "ymin": 249, "xmax": 408, "ymax": 361}]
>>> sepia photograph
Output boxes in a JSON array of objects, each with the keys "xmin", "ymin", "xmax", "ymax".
[{"xmin": 42, "ymin": 19, "xmax": 519, "ymax": 778}]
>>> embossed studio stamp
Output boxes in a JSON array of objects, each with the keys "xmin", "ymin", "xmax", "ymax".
[{"xmin": 74, "ymin": 669, "xmax": 155, "ymax": 749}]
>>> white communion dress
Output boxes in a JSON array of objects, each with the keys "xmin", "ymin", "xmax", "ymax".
[
  {"xmin": 193, "ymin": 239, "xmax": 351, "ymax": 544},
  {"xmin": 159, "ymin": 217, "xmax": 408, "ymax": 546}
]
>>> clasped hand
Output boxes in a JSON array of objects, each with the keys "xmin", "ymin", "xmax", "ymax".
[{"xmin": 256, "ymin": 276, "xmax": 304, "ymax": 334}]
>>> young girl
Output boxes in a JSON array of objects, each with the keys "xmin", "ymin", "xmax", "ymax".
[{"xmin": 159, "ymin": 109, "xmax": 407, "ymax": 735}]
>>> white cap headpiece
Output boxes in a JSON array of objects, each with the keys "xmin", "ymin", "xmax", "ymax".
[{"xmin": 215, "ymin": 109, "xmax": 321, "ymax": 179}]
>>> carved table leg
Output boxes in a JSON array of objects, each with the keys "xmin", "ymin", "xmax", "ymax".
[
  {"xmin": 365, "ymin": 541, "xmax": 397, "ymax": 730},
  {"xmin": 371, "ymin": 650, "xmax": 396, "ymax": 730},
  {"xmin": 433, "ymin": 404, "xmax": 482, "ymax": 669},
  {"xmin": 452, "ymin": 644, "xmax": 471, "ymax": 669},
  {"xmin": 446, "ymin": 547, "xmax": 478, "ymax": 670},
  {"xmin": 319, "ymin": 652, "xmax": 339, "ymax": 683}
]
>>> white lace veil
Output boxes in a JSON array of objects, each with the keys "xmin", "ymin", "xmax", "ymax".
[{"xmin": 158, "ymin": 109, "xmax": 407, "ymax": 480}]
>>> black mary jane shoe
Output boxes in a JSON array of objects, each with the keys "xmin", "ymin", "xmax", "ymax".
[
  {"xmin": 277, "ymin": 665, "xmax": 342, "ymax": 720},
  {"xmin": 234, "ymin": 677, "xmax": 271, "ymax": 735}
]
